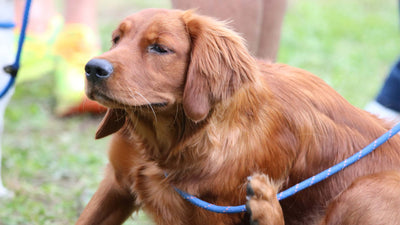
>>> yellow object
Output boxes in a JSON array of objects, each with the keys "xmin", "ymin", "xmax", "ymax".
[
  {"xmin": 15, "ymin": 15, "xmax": 63, "ymax": 83},
  {"xmin": 53, "ymin": 23, "xmax": 100, "ymax": 116}
]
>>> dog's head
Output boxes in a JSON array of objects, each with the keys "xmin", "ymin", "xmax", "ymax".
[{"xmin": 85, "ymin": 9, "xmax": 256, "ymax": 139}]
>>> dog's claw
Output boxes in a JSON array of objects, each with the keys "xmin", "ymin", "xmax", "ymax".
[{"xmin": 247, "ymin": 182, "xmax": 255, "ymax": 197}]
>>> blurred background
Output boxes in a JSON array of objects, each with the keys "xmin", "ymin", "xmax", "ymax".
[{"xmin": 0, "ymin": 0, "xmax": 399, "ymax": 224}]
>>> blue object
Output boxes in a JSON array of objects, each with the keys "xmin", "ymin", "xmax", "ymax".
[
  {"xmin": 0, "ymin": 22, "xmax": 15, "ymax": 29},
  {"xmin": 173, "ymin": 122, "xmax": 400, "ymax": 214},
  {"xmin": 174, "ymin": 187, "xmax": 247, "ymax": 214},
  {"xmin": 375, "ymin": 1, "xmax": 400, "ymax": 112},
  {"xmin": 376, "ymin": 58, "xmax": 400, "ymax": 112},
  {"xmin": 0, "ymin": 0, "xmax": 32, "ymax": 98}
]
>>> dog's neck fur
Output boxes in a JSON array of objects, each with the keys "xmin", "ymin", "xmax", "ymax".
[
  {"xmin": 125, "ymin": 72, "xmax": 296, "ymax": 187},
  {"xmin": 125, "ymin": 106, "xmax": 207, "ymax": 168}
]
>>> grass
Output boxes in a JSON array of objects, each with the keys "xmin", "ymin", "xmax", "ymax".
[
  {"xmin": 280, "ymin": 0, "xmax": 399, "ymax": 107},
  {"xmin": 1, "ymin": 0, "xmax": 399, "ymax": 224}
]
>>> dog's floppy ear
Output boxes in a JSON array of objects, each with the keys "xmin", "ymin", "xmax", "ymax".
[
  {"xmin": 95, "ymin": 109, "xmax": 127, "ymax": 139},
  {"xmin": 181, "ymin": 11, "xmax": 256, "ymax": 122}
]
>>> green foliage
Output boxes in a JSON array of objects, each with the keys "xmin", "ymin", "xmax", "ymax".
[
  {"xmin": 1, "ymin": 0, "xmax": 399, "ymax": 224},
  {"xmin": 279, "ymin": 0, "xmax": 400, "ymax": 107}
]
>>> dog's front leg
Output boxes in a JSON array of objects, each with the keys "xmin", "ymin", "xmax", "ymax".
[
  {"xmin": 246, "ymin": 173, "xmax": 284, "ymax": 225},
  {"xmin": 76, "ymin": 164, "xmax": 139, "ymax": 225}
]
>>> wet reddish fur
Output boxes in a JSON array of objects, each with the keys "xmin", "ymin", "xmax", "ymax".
[{"xmin": 77, "ymin": 9, "xmax": 400, "ymax": 225}]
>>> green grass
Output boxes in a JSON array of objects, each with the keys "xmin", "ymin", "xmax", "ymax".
[
  {"xmin": 279, "ymin": 0, "xmax": 399, "ymax": 107},
  {"xmin": 1, "ymin": 0, "xmax": 399, "ymax": 224}
]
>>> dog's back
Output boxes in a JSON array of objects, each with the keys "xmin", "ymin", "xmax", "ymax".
[{"xmin": 256, "ymin": 62, "xmax": 400, "ymax": 223}]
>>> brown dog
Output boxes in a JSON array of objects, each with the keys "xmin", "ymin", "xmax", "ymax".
[{"xmin": 77, "ymin": 9, "xmax": 400, "ymax": 225}]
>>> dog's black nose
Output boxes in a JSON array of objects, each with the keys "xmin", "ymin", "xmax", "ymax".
[{"xmin": 85, "ymin": 58, "xmax": 113, "ymax": 82}]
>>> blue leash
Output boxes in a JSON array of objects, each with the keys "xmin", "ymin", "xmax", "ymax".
[
  {"xmin": 172, "ymin": 122, "xmax": 400, "ymax": 214},
  {"xmin": 0, "ymin": 0, "xmax": 32, "ymax": 98}
]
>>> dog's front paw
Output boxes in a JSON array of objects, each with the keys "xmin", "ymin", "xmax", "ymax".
[{"xmin": 246, "ymin": 174, "xmax": 284, "ymax": 225}]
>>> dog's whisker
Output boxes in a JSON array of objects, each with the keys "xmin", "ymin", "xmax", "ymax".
[
  {"xmin": 134, "ymin": 91, "xmax": 158, "ymax": 123},
  {"xmin": 125, "ymin": 87, "xmax": 143, "ymax": 118},
  {"xmin": 112, "ymin": 82, "xmax": 140, "ymax": 130},
  {"xmin": 173, "ymin": 103, "xmax": 180, "ymax": 125},
  {"xmin": 125, "ymin": 87, "xmax": 141, "ymax": 129}
]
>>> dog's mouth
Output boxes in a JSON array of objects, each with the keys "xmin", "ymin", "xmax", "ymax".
[
  {"xmin": 87, "ymin": 90, "xmax": 168, "ymax": 110},
  {"xmin": 145, "ymin": 102, "xmax": 168, "ymax": 107}
]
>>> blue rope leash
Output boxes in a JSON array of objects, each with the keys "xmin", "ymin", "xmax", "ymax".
[
  {"xmin": 173, "ymin": 122, "xmax": 400, "ymax": 214},
  {"xmin": 174, "ymin": 187, "xmax": 247, "ymax": 214},
  {"xmin": 0, "ymin": 0, "xmax": 32, "ymax": 98}
]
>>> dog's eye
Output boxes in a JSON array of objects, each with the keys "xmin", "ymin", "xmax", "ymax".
[
  {"xmin": 112, "ymin": 35, "xmax": 120, "ymax": 45},
  {"xmin": 147, "ymin": 44, "xmax": 172, "ymax": 54}
]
